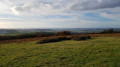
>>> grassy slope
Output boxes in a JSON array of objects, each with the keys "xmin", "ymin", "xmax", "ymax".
[{"xmin": 0, "ymin": 37, "xmax": 120, "ymax": 67}]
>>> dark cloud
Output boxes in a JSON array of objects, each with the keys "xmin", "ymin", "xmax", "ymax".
[{"xmin": 70, "ymin": 0, "xmax": 120, "ymax": 11}]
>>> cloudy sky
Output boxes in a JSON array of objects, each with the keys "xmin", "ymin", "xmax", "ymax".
[{"xmin": 0, "ymin": 0, "xmax": 120, "ymax": 28}]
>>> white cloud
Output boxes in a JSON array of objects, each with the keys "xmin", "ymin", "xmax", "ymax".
[
  {"xmin": 0, "ymin": 0, "xmax": 120, "ymax": 28},
  {"xmin": 11, "ymin": 2, "xmax": 65, "ymax": 15},
  {"xmin": 100, "ymin": 12, "xmax": 120, "ymax": 19},
  {"xmin": 0, "ymin": 0, "xmax": 120, "ymax": 15}
]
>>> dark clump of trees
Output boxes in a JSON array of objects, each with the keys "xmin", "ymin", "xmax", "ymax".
[
  {"xmin": 37, "ymin": 37, "xmax": 59, "ymax": 44},
  {"xmin": 56, "ymin": 31, "xmax": 71, "ymax": 36},
  {"xmin": 37, "ymin": 35, "xmax": 91, "ymax": 44},
  {"xmin": 37, "ymin": 36, "xmax": 71, "ymax": 44},
  {"xmin": 100, "ymin": 28, "xmax": 120, "ymax": 33}
]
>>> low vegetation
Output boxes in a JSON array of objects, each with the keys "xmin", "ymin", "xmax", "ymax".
[
  {"xmin": 0, "ymin": 31, "xmax": 71, "ymax": 41},
  {"xmin": 0, "ymin": 34, "xmax": 38, "ymax": 41},
  {"xmin": 1, "ymin": 29, "xmax": 120, "ymax": 41},
  {"xmin": 0, "ymin": 33, "xmax": 53, "ymax": 41},
  {"xmin": 0, "ymin": 37, "xmax": 120, "ymax": 67}
]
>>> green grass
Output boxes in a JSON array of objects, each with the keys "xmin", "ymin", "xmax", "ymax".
[{"xmin": 0, "ymin": 37, "xmax": 120, "ymax": 67}]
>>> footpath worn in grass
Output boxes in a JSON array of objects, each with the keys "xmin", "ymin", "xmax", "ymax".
[{"xmin": 0, "ymin": 37, "xmax": 120, "ymax": 67}]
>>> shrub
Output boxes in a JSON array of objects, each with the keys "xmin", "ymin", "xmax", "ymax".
[
  {"xmin": 37, "ymin": 36, "xmax": 72, "ymax": 44},
  {"xmin": 37, "ymin": 37, "xmax": 60, "ymax": 44},
  {"xmin": 72, "ymin": 36, "xmax": 91, "ymax": 41},
  {"xmin": 56, "ymin": 31, "xmax": 71, "ymax": 36},
  {"xmin": 58, "ymin": 36, "xmax": 71, "ymax": 40},
  {"xmin": 86, "ymin": 36, "xmax": 91, "ymax": 39}
]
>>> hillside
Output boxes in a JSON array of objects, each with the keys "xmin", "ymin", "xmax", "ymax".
[{"xmin": 0, "ymin": 37, "xmax": 120, "ymax": 67}]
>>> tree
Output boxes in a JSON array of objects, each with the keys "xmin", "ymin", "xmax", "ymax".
[{"xmin": 102, "ymin": 29, "xmax": 114, "ymax": 33}]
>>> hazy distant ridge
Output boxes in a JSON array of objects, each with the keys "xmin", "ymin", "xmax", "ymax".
[{"xmin": 0, "ymin": 28, "xmax": 120, "ymax": 34}]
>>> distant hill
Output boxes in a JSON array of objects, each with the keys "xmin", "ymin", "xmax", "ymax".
[
  {"xmin": 0, "ymin": 28, "xmax": 120, "ymax": 34},
  {"xmin": 52, "ymin": 28, "xmax": 120, "ymax": 33},
  {"xmin": 0, "ymin": 29, "xmax": 54, "ymax": 34},
  {"xmin": 0, "ymin": 29, "xmax": 19, "ymax": 34}
]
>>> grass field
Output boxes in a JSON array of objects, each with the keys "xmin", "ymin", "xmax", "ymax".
[{"xmin": 0, "ymin": 37, "xmax": 120, "ymax": 67}]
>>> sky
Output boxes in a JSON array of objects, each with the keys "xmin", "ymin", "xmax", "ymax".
[{"xmin": 0, "ymin": 0, "xmax": 120, "ymax": 29}]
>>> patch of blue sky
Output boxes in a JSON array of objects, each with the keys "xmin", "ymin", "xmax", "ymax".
[
  {"xmin": 84, "ymin": 13, "xmax": 100, "ymax": 18},
  {"xmin": 83, "ymin": 13, "xmax": 118, "ymax": 22},
  {"xmin": 86, "ymin": 18, "xmax": 118, "ymax": 22},
  {"xmin": 106, "ymin": 11, "xmax": 120, "ymax": 14}
]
